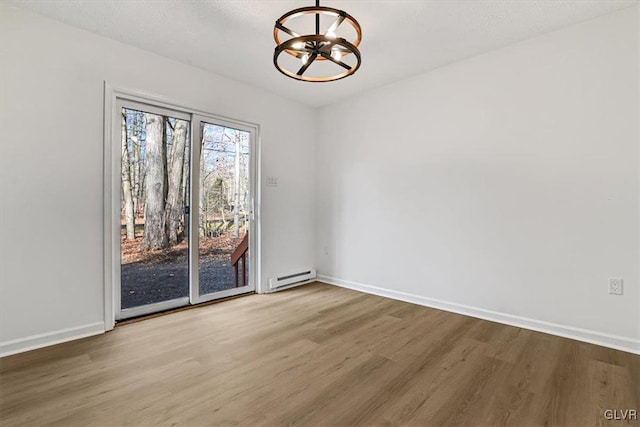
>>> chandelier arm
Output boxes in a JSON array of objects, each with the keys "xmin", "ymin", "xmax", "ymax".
[
  {"xmin": 297, "ymin": 53, "xmax": 318, "ymax": 76},
  {"xmin": 319, "ymin": 52, "xmax": 352, "ymax": 70},
  {"xmin": 275, "ymin": 22, "xmax": 300, "ymax": 38},
  {"xmin": 326, "ymin": 14, "xmax": 346, "ymax": 34}
]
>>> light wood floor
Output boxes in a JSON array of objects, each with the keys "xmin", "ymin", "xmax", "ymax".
[{"xmin": 1, "ymin": 282, "xmax": 638, "ymax": 426}]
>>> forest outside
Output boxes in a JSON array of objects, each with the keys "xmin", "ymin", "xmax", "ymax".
[{"xmin": 120, "ymin": 108, "xmax": 250, "ymax": 310}]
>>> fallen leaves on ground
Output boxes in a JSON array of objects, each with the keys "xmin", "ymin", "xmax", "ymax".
[{"xmin": 121, "ymin": 233, "xmax": 245, "ymax": 265}]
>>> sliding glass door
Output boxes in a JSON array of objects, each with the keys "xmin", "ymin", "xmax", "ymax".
[
  {"xmin": 115, "ymin": 102, "xmax": 256, "ymax": 320},
  {"xmin": 117, "ymin": 101, "xmax": 191, "ymax": 319},
  {"xmin": 191, "ymin": 117, "xmax": 255, "ymax": 304}
]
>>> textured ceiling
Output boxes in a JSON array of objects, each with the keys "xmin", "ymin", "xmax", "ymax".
[{"xmin": 9, "ymin": 0, "xmax": 637, "ymax": 107}]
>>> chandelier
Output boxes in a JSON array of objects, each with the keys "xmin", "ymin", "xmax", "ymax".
[{"xmin": 273, "ymin": 0, "xmax": 362, "ymax": 82}]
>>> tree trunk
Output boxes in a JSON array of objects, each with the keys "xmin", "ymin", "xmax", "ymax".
[
  {"xmin": 166, "ymin": 119, "xmax": 187, "ymax": 245},
  {"xmin": 121, "ymin": 113, "xmax": 136, "ymax": 240},
  {"xmin": 132, "ymin": 115, "xmax": 141, "ymax": 221},
  {"xmin": 141, "ymin": 113, "xmax": 168, "ymax": 250},
  {"xmin": 181, "ymin": 137, "xmax": 190, "ymax": 240},
  {"xmin": 220, "ymin": 207, "xmax": 227, "ymax": 232},
  {"xmin": 220, "ymin": 179, "xmax": 228, "ymax": 232},
  {"xmin": 199, "ymin": 140, "xmax": 206, "ymax": 238}
]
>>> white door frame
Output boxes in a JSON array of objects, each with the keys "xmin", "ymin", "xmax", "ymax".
[{"xmin": 103, "ymin": 82, "xmax": 262, "ymax": 330}]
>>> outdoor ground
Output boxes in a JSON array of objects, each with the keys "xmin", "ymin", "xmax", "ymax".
[{"xmin": 120, "ymin": 234, "xmax": 247, "ymax": 309}]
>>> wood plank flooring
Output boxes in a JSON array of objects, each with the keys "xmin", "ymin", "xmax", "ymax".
[{"xmin": 1, "ymin": 282, "xmax": 638, "ymax": 426}]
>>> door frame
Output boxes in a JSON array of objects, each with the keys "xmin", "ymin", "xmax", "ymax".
[{"xmin": 103, "ymin": 82, "xmax": 262, "ymax": 330}]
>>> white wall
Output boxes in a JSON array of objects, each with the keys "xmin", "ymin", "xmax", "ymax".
[
  {"xmin": 0, "ymin": 5, "xmax": 316, "ymax": 352},
  {"xmin": 316, "ymin": 7, "xmax": 639, "ymax": 352}
]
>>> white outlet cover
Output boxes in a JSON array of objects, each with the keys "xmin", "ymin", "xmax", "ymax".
[
  {"xmin": 608, "ymin": 278, "xmax": 623, "ymax": 295},
  {"xmin": 266, "ymin": 176, "xmax": 278, "ymax": 187}
]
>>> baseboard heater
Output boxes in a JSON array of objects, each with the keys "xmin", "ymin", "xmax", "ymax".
[{"xmin": 269, "ymin": 268, "xmax": 316, "ymax": 291}]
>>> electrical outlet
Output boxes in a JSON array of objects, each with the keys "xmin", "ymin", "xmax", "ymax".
[
  {"xmin": 266, "ymin": 176, "xmax": 278, "ymax": 187},
  {"xmin": 608, "ymin": 278, "xmax": 623, "ymax": 295}
]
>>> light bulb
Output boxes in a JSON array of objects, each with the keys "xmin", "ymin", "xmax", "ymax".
[
  {"xmin": 326, "ymin": 30, "xmax": 336, "ymax": 39},
  {"xmin": 292, "ymin": 42, "xmax": 304, "ymax": 50},
  {"xmin": 300, "ymin": 53, "xmax": 310, "ymax": 65},
  {"xmin": 331, "ymin": 47, "xmax": 341, "ymax": 61}
]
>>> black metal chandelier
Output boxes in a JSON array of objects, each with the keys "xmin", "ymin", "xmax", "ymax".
[{"xmin": 273, "ymin": 0, "xmax": 362, "ymax": 82}]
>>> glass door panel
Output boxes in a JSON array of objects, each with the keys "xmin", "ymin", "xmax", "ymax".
[
  {"xmin": 195, "ymin": 121, "xmax": 252, "ymax": 302},
  {"xmin": 118, "ymin": 105, "xmax": 191, "ymax": 319}
]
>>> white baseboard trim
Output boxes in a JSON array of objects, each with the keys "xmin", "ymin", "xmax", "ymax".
[
  {"xmin": 318, "ymin": 275, "xmax": 640, "ymax": 355},
  {"xmin": 0, "ymin": 322, "xmax": 105, "ymax": 358}
]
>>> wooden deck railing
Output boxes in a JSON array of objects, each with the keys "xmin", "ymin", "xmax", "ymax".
[{"xmin": 230, "ymin": 232, "xmax": 248, "ymax": 288}]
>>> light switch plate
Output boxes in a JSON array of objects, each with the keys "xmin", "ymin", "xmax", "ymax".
[{"xmin": 608, "ymin": 278, "xmax": 623, "ymax": 295}]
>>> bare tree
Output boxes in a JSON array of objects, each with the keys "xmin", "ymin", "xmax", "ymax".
[
  {"xmin": 181, "ymin": 135, "xmax": 190, "ymax": 239},
  {"xmin": 166, "ymin": 119, "xmax": 188, "ymax": 245},
  {"xmin": 141, "ymin": 113, "xmax": 168, "ymax": 250},
  {"xmin": 217, "ymin": 177, "xmax": 228, "ymax": 233},
  {"xmin": 121, "ymin": 113, "xmax": 135, "ymax": 240},
  {"xmin": 199, "ymin": 138, "xmax": 207, "ymax": 238},
  {"xmin": 239, "ymin": 133, "xmax": 250, "ymax": 233},
  {"xmin": 132, "ymin": 114, "xmax": 142, "ymax": 222}
]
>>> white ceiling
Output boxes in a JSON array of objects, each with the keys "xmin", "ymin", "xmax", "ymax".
[{"xmin": 9, "ymin": 0, "xmax": 637, "ymax": 107}]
